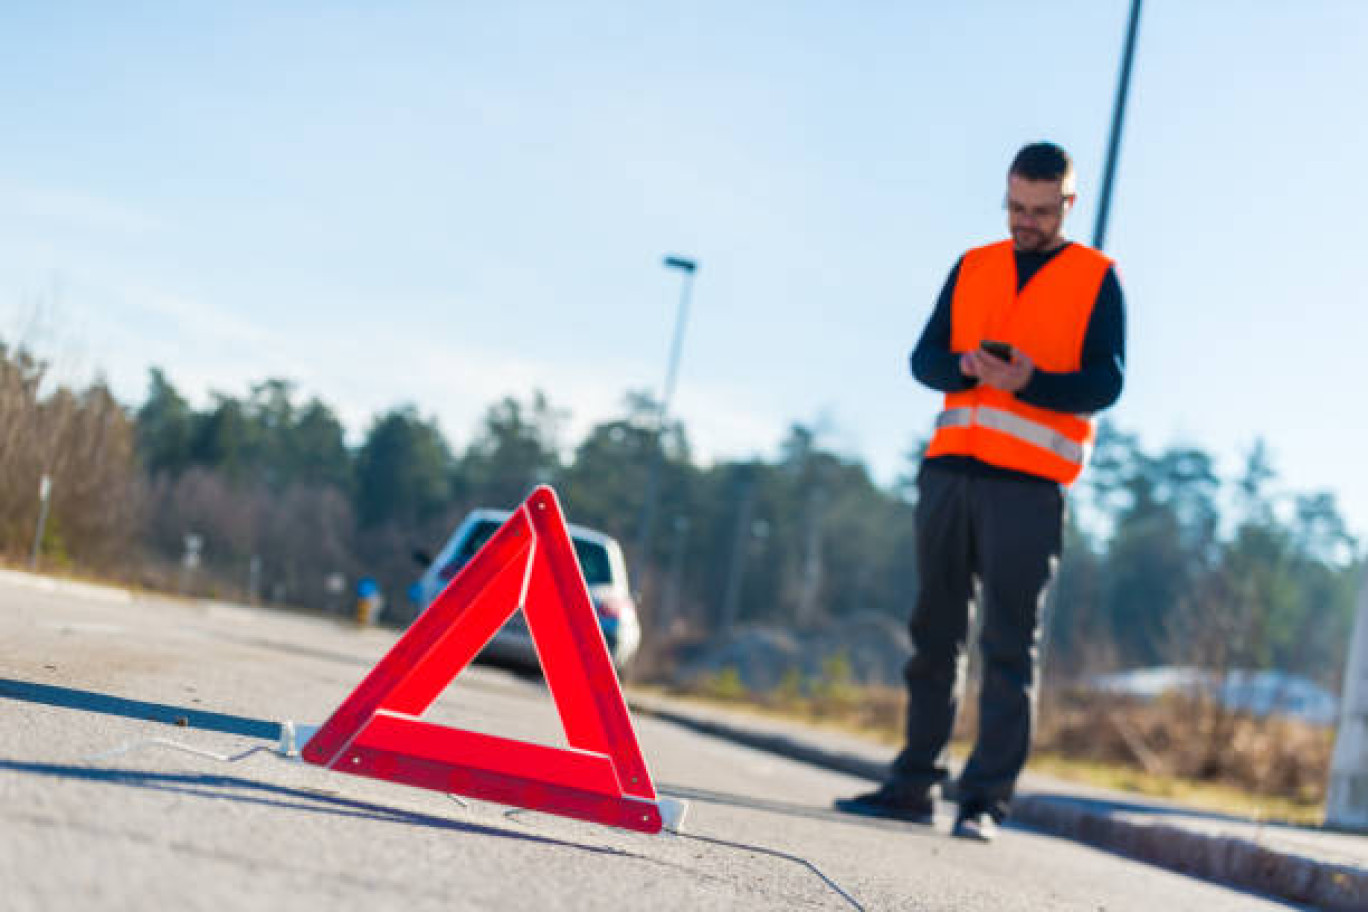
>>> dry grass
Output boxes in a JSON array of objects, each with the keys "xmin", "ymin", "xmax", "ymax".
[
  {"xmin": 670, "ymin": 668, "xmax": 1332, "ymax": 822},
  {"xmin": 1024, "ymin": 752, "xmax": 1325, "ymax": 826},
  {"xmin": 1035, "ymin": 687, "xmax": 1332, "ymax": 808}
]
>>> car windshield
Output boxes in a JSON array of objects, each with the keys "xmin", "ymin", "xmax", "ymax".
[{"xmin": 446, "ymin": 520, "xmax": 614, "ymax": 586}]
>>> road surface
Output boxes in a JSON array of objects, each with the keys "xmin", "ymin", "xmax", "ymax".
[{"xmin": 0, "ymin": 572, "xmax": 1302, "ymax": 910}]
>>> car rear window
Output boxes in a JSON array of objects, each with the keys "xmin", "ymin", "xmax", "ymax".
[
  {"xmin": 572, "ymin": 540, "xmax": 612, "ymax": 586},
  {"xmin": 444, "ymin": 520, "xmax": 614, "ymax": 587}
]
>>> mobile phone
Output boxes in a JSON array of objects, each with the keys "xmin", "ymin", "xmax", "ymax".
[{"xmin": 980, "ymin": 340, "xmax": 1012, "ymax": 362}]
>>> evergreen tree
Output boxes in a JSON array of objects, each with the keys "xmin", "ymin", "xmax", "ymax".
[
  {"xmin": 189, "ymin": 394, "xmax": 254, "ymax": 480},
  {"xmin": 289, "ymin": 398, "xmax": 353, "ymax": 493},
  {"xmin": 460, "ymin": 391, "xmax": 566, "ymax": 510},
  {"xmin": 355, "ymin": 405, "xmax": 452, "ymax": 529},
  {"xmin": 135, "ymin": 368, "xmax": 194, "ymax": 476}
]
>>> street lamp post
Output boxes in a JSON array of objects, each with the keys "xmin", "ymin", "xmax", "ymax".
[
  {"xmin": 632, "ymin": 255, "xmax": 697, "ymax": 615},
  {"xmin": 1093, "ymin": 0, "xmax": 1143, "ymax": 251}
]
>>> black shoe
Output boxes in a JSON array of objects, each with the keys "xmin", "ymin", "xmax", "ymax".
[
  {"xmin": 833, "ymin": 787, "xmax": 934, "ymax": 825},
  {"xmin": 952, "ymin": 810, "xmax": 998, "ymax": 843}
]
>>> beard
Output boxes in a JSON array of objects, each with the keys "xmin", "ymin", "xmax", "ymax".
[{"xmin": 1012, "ymin": 227, "xmax": 1048, "ymax": 251}]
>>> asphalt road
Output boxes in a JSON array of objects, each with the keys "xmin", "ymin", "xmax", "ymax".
[{"xmin": 0, "ymin": 574, "xmax": 1304, "ymax": 911}]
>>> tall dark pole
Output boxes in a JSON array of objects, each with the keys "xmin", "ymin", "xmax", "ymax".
[
  {"xmin": 1093, "ymin": 0, "xmax": 1143, "ymax": 251},
  {"xmin": 632, "ymin": 255, "xmax": 697, "ymax": 613}
]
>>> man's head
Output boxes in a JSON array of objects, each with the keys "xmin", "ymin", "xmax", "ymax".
[{"xmin": 1006, "ymin": 142, "xmax": 1076, "ymax": 252}]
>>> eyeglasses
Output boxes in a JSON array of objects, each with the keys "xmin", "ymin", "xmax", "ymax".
[{"xmin": 1005, "ymin": 197, "xmax": 1073, "ymax": 220}]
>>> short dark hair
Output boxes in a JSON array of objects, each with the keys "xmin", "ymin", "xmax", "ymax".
[{"xmin": 1009, "ymin": 142, "xmax": 1074, "ymax": 190}]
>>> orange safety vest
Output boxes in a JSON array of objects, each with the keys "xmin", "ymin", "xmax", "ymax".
[{"xmin": 924, "ymin": 239, "xmax": 1112, "ymax": 486}]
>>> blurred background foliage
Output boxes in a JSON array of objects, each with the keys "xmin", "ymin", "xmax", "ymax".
[{"xmin": 1, "ymin": 341, "xmax": 1360, "ymax": 693}]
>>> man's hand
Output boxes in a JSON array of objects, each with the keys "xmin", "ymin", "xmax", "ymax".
[{"xmin": 960, "ymin": 346, "xmax": 1034, "ymax": 393}]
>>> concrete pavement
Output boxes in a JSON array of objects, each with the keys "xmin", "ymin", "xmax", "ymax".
[
  {"xmin": 4, "ymin": 565, "xmax": 1361, "ymax": 907},
  {"xmin": 7, "ymin": 571, "xmax": 1303, "ymax": 912},
  {"xmin": 627, "ymin": 691, "xmax": 1368, "ymax": 911}
]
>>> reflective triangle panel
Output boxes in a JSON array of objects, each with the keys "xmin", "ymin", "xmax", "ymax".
[{"xmin": 301, "ymin": 486, "xmax": 663, "ymax": 834}]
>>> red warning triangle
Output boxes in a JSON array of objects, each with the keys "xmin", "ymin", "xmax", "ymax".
[{"xmin": 302, "ymin": 486, "xmax": 664, "ymax": 834}]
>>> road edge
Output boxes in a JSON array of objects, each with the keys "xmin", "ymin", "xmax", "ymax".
[{"xmin": 628, "ymin": 694, "xmax": 1368, "ymax": 911}]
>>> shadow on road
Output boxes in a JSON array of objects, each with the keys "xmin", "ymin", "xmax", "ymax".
[
  {"xmin": 662, "ymin": 779, "xmax": 1255, "ymax": 838},
  {"xmin": 0, "ymin": 758, "xmax": 635, "ymax": 857},
  {"xmin": 659, "ymin": 781, "xmax": 927, "ymax": 833}
]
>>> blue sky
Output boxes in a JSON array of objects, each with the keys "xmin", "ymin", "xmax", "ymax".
[{"xmin": 2, "ymin": 2, "xmax": 1366, "ymax": 543}]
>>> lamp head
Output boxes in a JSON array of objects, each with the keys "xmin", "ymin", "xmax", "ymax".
[{"xmin": 663, "ymin": 255, "xmax": 697, "ymax": 273}]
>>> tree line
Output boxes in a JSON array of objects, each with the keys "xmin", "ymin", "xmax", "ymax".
[{"xmin": 1, "ymin": 339, "xmax": 1361, "ymax": 687}]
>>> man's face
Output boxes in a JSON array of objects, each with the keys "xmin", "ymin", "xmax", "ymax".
[{"xmin": 1006, "ymin": 175, "xmax": 1074, "ymax": 252}]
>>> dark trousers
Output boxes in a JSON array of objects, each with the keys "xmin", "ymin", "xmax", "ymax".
[{"xmin": 889, "ymin": 461, "xmax": 1063, "ymax": 821}]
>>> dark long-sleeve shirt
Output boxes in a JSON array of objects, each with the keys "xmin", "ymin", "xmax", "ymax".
[{"xmin": 910, "ymin": 242, "xmax": 1126, "ymax": 482}]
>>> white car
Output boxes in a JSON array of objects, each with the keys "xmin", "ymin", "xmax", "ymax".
[{"xmin": 411, "ymin": 509, "xmax": 641, "ymax": 673}]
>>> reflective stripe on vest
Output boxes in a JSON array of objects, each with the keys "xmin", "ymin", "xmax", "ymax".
[{"xmin": 935, "ymin": 406, "xmax": 1086, "ymax": 466}]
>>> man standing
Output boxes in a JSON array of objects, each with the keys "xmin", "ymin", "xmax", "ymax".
[{"xmin": 835, "ymin": 142, "xmax": 1126, "ymax": 842}]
